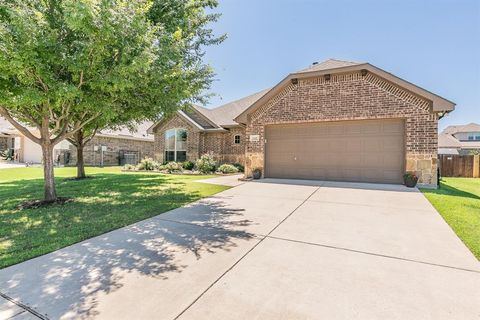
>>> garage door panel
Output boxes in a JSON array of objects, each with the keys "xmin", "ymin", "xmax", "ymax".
[
  {"xmin": 265, "ymin": 119, "xmax": 405, "ymax": 184},
  {"xmin": 384, "ymin": 121, "xmax": 404, "ymax": 133},
  {"xmin": 345, "ymin": 139, "xmax": 364, "ymax": 152}
]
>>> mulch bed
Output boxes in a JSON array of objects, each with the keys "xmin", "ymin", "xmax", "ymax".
[{"xmin": 17, "ymin": 197, "xmax": 74, "ymax": 210}]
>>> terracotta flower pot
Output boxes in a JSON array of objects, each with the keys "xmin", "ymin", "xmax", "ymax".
[
  {"xmin": 252, "ymin": 169, "xmax": 262, "ymax": 180},
  {"xmin": 403, "ymin": 174, "xmax": 418, "ymax": 188}
]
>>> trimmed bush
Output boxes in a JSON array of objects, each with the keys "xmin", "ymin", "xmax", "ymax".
[
  {"xmin": 182, "ymin": 160, "xmax": 195, "ymax": 171},
  {"xmin": 137, "ymin": 157, "xmax": 158, "ymax": 171},
  {"xmin": 123, "ymin": 164, "xmax": 135, "ymax": 171},
  {"xmin": 195, "ymin": 153, "xmax": 217, "ymax": 173},
  {"xmin": 232, "ymin": 163, "xmax": 244, "ymax": 172},
  {"xmin": 164, "ymin": 161, "xmax": 182, "ymax": 173},
  {"xmin": 218, "ymin": 164, "xmax": 239, "ymax": 174}
]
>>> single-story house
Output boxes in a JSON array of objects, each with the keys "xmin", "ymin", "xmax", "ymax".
[
  {"xmin": 0, "ymin": 117, "xmax": 154, "ymax": 166},
  {"xmin": 149, "ymin": 59, "xmax": 455, "ymax": 187},
  {"xmin": 0, "ymin": 117, "xmax": 16, "ymax": 153},
  {"xmin": 438, "ymin": 123, "xmax": 480, "ymax": 155},
  {"xmin": 64, "ymin": 122, "xmax": 155, "ymax": 166}
]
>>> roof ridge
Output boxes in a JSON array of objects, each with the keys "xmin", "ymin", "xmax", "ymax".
[
  {"xmin": 326, "ymin": 58, "xmax": 364, "ymax": 64},
  {"xmin": 209, "ymin": 88, "xmax": 271, "ymax": 111}
]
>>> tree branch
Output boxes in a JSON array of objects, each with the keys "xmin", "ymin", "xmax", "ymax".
[
  {"xmin": 50, "ymin": 103, "xmax": 71, "ymax": 138},
  {"xmin": 32, "ymin": 70, "xmax": 49, "ymax": 92},
  {"xmin": 0, "ymin": 106, "xmax": 42, "ymax": 144},
  {"xmin": 78, "ymin": 70, "xmax": 84, "ymax": 88},
  {"xmin": 83, "ymin": 126, "xmax": 99, "ymax": 144},
  {"xmin": 58, "ymin": 111, "xmax": 101, "ymax": 144}
]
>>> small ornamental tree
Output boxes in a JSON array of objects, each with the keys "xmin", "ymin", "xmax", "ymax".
[
  {"xmin": 0, "ymin": 0, "xmax": 224, "ymax": 200},
  {"xmin": 66, "ymin": 124, "xmax": 101, "ymax": 179}
]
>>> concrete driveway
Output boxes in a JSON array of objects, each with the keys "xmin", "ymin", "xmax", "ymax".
[
  {"xmin": 0, "ymin": 162, "xmax": 25, "ymax": 169},
  {"xmin": 1, "ymin": 178, "xmax": 479, "ymax": 320}
]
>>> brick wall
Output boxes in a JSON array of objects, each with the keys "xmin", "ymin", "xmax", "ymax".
[
  {"xmin": 0, "ymin": 137, "xmax": 8, "ymax": 151},
  {"xmin": 199, "ymin": 127, "xmax": 246, "ymax": 164},
  {"xmin": 152, "ymin": 116, "xmax": 246, "ymax": 165},
  {"xmin": 153, "ymin": 115, "xmax": 201, "ymax": 163},
  {"xmin": 245, "ymin": 71, "xmax": 438, "ymax": 186},
  {"xmin": 67, "ymin": 136, "xmax": 154, "ymax": 166}
]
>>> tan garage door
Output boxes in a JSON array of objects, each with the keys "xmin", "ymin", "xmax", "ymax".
[{"xmin": 265, "ymin": 119, "xmax": 405, "ymax": 184}]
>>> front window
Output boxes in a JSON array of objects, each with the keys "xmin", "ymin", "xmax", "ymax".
[
  {"xmin": 234, "ymin": 135, "xmax": 241, "ymax": 144},
  {"xmin": 468, "ymin": 135, "xmax": 474, "ymax": 141},
  {"xmin": 476, "ymin": 135, "xmax": 480, "ymax": 141},
  {"xmin": 165, "ymin": 128, "xmax": 187, "ymax": 162}
]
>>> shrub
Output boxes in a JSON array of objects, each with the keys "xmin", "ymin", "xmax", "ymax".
[
  {"xmin": 123, "ymin": 164, "xmax": 135, "ymax": 171},
  {"xmin": 195, "ymin": 153, "xmax": 217, "ymax": 173},
  {"xmin": 137, "ymin": 157, "xmax": 158, "ymax": 171},
  {"xmin": 164, "ymin": 161, "xmax": 182, "ymax": 173},
  {"xmin": 232, "ymin": 163, "xmax": 244, "ymax": 172},
  {"xmin": 182, "ymin": 160, "xmax": 195, "ymax": 171},
  {"xmin": 252, "ymin": 168, "xmax": 262, "ymax": 179},
  {"xmin": 218, "ymin": 164, "xmax": 239, "ymax": 174}
]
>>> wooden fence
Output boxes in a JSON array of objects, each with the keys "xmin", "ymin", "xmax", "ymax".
[{"xmin": 439, "ymin": 154, "xmax": 480, "ymax": 178}]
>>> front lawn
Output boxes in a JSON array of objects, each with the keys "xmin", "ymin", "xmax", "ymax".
[
  {"xmin": 0, "ymin": 167, "xmax": 229, "ymax": 268},
  {"xmin": 421, "ymin": 178, "xmax": 480, "ymax": 260}
]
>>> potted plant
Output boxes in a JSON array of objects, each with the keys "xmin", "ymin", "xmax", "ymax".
[
  {"xmin": 252, "ymin": 168, "xmax": 262, "ymax": 180},
  {"xmin": 403, "ymin": 172, "xmax": 418, "ymax": 188}
]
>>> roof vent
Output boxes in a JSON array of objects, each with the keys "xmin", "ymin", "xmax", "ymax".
[{"xmin": 312, "ymin": 61, "xmax": 319, "ymax": 65}]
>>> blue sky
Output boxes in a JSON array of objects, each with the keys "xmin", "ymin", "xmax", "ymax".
[{"xmin": 202, "ymin": 0, "xmax": 480, "ymax": 130}]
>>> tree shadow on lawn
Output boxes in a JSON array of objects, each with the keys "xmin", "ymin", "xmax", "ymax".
[
  {"xmin": 0, "ymin": 173, "xmax": 254, "ymax": 319},
  {"xmin": 421, "ymin": 180, "xmax": 480, "ymax": 201},
  {"xmin": 0, "ymin": 174, "xmax": 187, "ymax": 246}
]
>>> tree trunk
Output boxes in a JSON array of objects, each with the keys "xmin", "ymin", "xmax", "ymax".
[
  {"xmin": 76, "ymin": 143, "xmax": 86, "ymax": 179},
  {"xmin": 42, "ymin": 143, "xmax": 57, "ymax": 202}
]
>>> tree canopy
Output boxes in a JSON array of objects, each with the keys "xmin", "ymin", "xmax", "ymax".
[{"xmin": 0, "ymin": 0, "xmax": 224, "ymax": 201}]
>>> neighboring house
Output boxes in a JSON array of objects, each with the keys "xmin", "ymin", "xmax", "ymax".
[
  {"xmin": 438, "ymin": 123, "xmax": 480, "ymax": 155},
  {"xmin": 149, "ymin": 59, "xmax": 455, "ymax": 187},
  {"xmin": 65, "ymin": 122, "xmax": 155, "ymax": 166},
  {"xmin": 0, "ymin": 117, "xmax": 52, "ymax": 163},
  {"xmin": 0, "ymin": 117, "xmax": 16, "ymax": 153},
  {"xmin": 0, "ymin": 117, "xmax": 154, "ymax": 165}
]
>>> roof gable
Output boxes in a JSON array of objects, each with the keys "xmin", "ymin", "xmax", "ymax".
[
  {"xmin": 206, "ymin": 89, "xmax": 270, "ymax": 126},
  {"xmin": 296, "ymin": 59, "xmax": 364, "ymax": 73},
  {"xmin": 235, "ymin": 59, "xmax": 455, "ymax": 124},
  {"xmin": 438, "ymin": 133, "xmax": 462, "ymax": 148},
  {"xmin": 444, "ymin": 123, "xmax": 480, "ymax": 134}
]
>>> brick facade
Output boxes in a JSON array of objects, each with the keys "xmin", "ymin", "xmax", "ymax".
[
  {"xmin": 200, "ymin": 127, "xmax": 246, "ymax": 164},
  {"xmin": 153, "ymin": 115, "xmax": 202, "ymax": 163},
  {"xmin": 151, "ymin": 70, "xmax": 440, "ymax": 186},
  {"xmin": 66, "ymin": 136, "xmax": 154, "ymax": 166},
  {"xmin": 153, "ymin": 115, "xmax": 246, "ymax": 165},
  {"xmin": 244, "ymin": 71, "xmax": 438, "ymax": 186},
  {"xmin": 0, "ymin": 137, "xmax": 8, "ymax": 151}
]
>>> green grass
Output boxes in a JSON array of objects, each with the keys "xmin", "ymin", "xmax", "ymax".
[
  {"xmin": 421, "ymin": 178, "xmax": 480, "ymax": 260},
  {"xmin": 0, "ymin": 167, "xmax": 229, "ymax": 268}
]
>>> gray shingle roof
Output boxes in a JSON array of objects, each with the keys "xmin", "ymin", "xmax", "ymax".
[
  {"xmin": 438, "ymin": 133, "xmax": 462, "ymax": 148},
  {"xmin": 443, "ymin": 123, "xmax": 480, "ymax": 134},
  {"xmin": 193, "ymin": 89, "xmax": 270, "ymax": 127},
  {"xmin": 296, "ymin": 58, "xmax": 364, "ymax": 74},
  {"xmin": 0, "ymin": 117, "xmax": 14, "ymax": 131},
  {"xmin": 98, "ymin": 121, "xmax": 154, "ymax": 140},
  {"xmin": 1, "ymin": 116, "xmax": 154, "ymax": 141}
]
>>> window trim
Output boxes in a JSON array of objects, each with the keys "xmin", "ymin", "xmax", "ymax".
[
  {"xmin": 234, "ymin": 135, "xmax": 241, "ymax": 144},
  {"xmin": 165, "ymin": 128, "xmax": 187, "ymax": 162}
]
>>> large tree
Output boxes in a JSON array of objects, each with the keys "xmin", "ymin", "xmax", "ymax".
[{"xmin": 0, "ymin": 0, "xmax": 224, "ymax": 200}]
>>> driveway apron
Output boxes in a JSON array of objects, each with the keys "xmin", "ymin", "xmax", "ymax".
[{"xmin": 0, "ymin": 179, "xmax": 478, "ymax": 320}]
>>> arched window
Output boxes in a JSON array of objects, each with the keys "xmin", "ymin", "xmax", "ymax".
[{"xmin": 165, "ymin": 128, "xmax": 187, "ymax": 162}]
